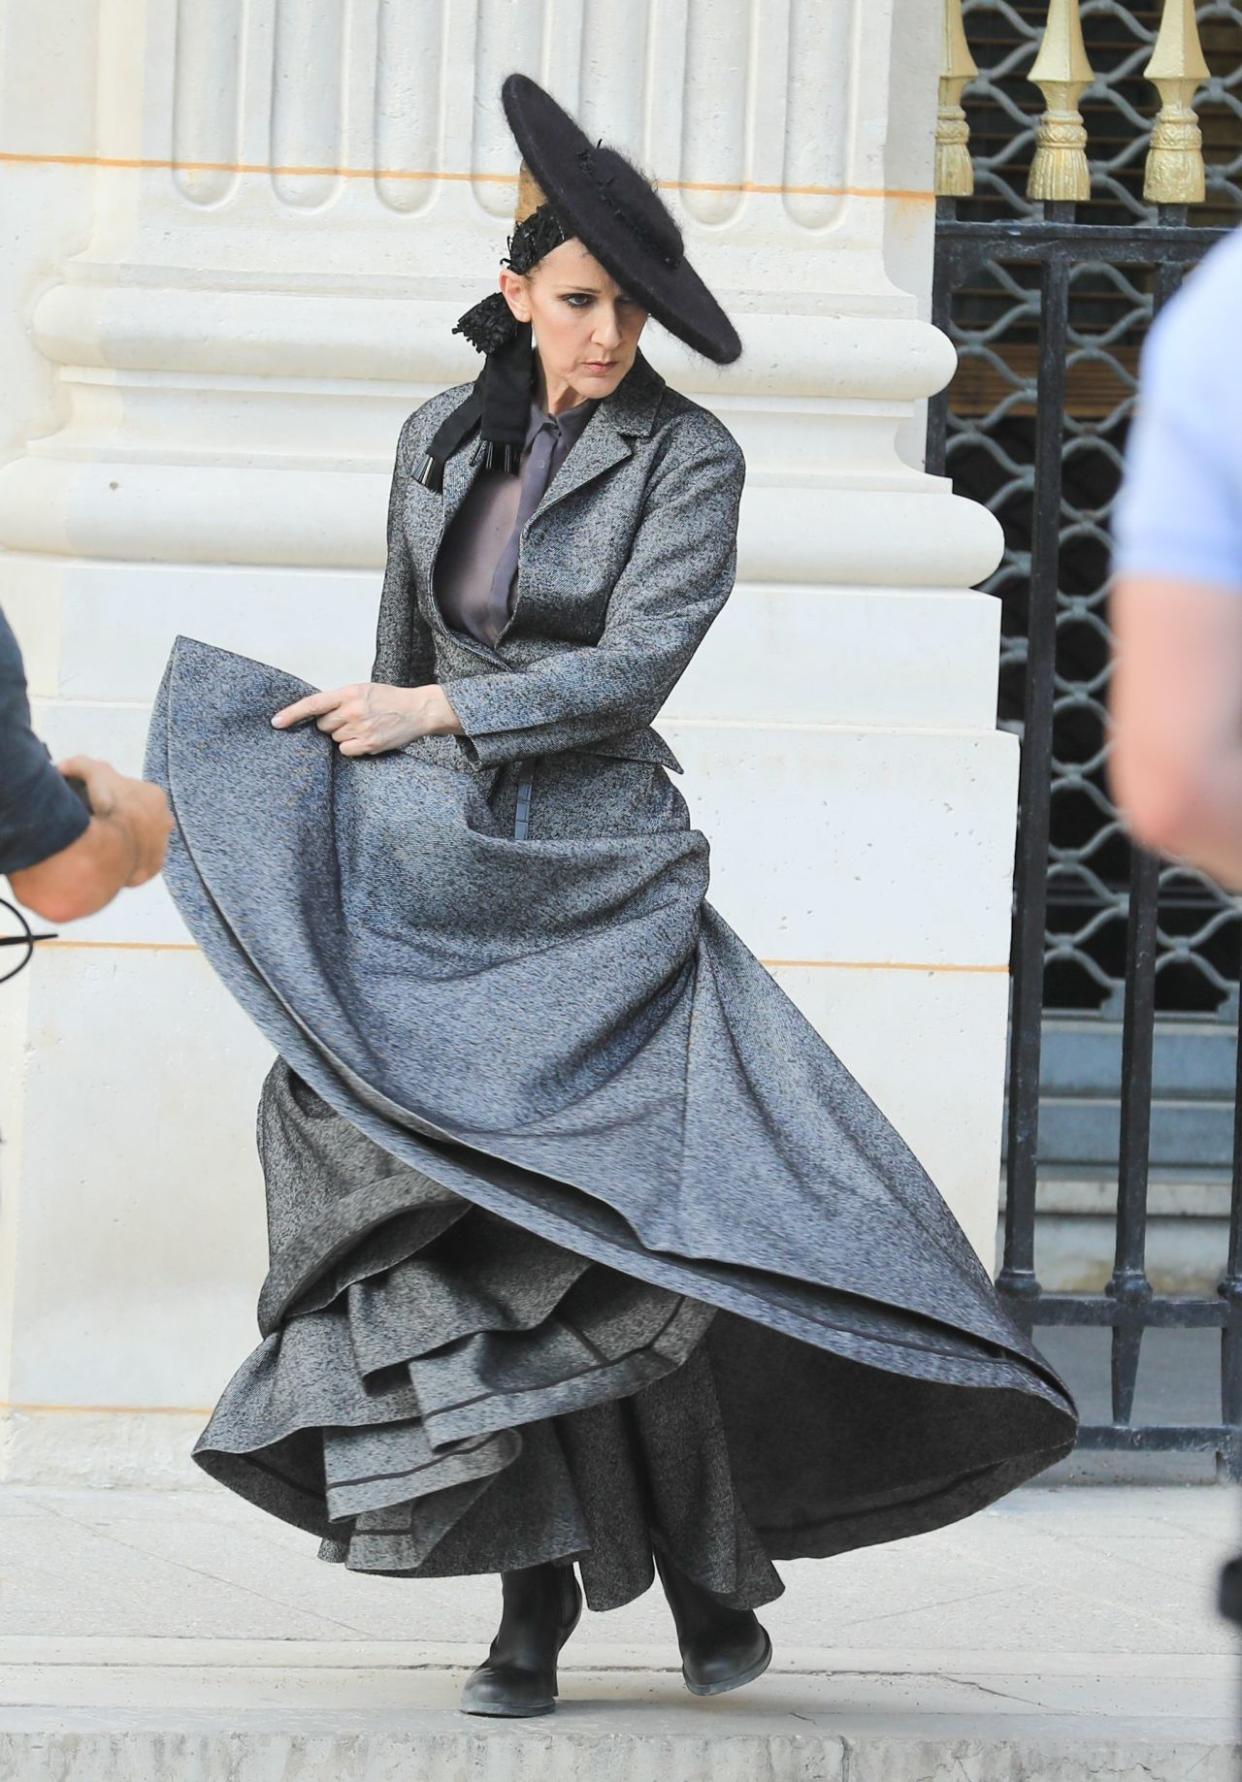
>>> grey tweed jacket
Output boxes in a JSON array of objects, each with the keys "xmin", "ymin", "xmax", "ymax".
[{"xmin": 369, "ymin": 345, "xmax": 745, "ymax": 774}]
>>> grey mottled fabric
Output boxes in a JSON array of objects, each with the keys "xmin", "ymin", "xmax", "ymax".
[
  {"xmin": 144, "ymin": 345, "xmax": 1078, "ymax": 1614},
  {"xmin": 370, "ymin": 346, "xmax": 738, "ymax": 773}
]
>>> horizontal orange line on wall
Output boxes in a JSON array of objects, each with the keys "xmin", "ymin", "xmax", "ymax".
[
  {"xmin": 766, "ymin": 958, "xmax": 1009, "ymax": 973},
  {"xmin": 0, "ymin": 1400, "xmax": 211, "ymax": 1416},
  {"xmin": 0, "ymin": 148, "xmax": 934, "ymax": 203},
  {"xmin": 41, "ymin": 939, "xmax": 199, "ymax": 952},
  {"xmin": 37, "ymin": 938, "xmax": 1007, "ymax": 972}
]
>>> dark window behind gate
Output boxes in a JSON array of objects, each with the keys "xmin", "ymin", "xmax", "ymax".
[{"xmin": 928, "ymin": 0, "xmax": 1242, "ymax": 1475}]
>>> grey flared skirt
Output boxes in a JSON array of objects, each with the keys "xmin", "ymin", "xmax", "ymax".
[{"xmin": 146, "ymin": 639, "xmax": 1079, "ymax": 1616}]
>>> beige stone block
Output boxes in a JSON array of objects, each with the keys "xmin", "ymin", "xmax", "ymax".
[
  {"xmin": 674, "ymin": 723, "xmax": 1019, "ymax": 968},
  {"xmin": 2, "ymin": 947, "xmax": 271, "ymax": 1412}
]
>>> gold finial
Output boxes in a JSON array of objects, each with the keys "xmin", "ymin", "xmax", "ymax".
[
  {"xmin": 936, "ymin": 0, "xmax": 978, "ymax": 196},
  {"xmin": 515, "ymin": 162, "xmax": 548, "ymax": 224},
  {"xmin": 1026, "ymin": 0, "xmax": 1095, "ymax": 201},
  {"xmin": 1142, "ymin": 0, "xmax": 1210, "ymax": 204}
]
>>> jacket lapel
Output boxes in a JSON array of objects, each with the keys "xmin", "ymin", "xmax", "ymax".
[
  {"xmin": 420, "ymin": 346, "xmax": 668, "ymax": 656},
  {"xmin": 525, "ymin": 346, "xmax": 667, "ymax": 533},
  {"xmin": 526, "ymin": 420, "xmax": 632, "ymax": 522},
  {"xmin": 419, "ymin": 438, "xmax": 501, "ymax": 660},
  {"xmin": 438, "ymin": 434, "xmax": 487, "ymax": 536}
]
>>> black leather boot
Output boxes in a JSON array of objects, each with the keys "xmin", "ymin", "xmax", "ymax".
[
  {"xmin": 459, "ymin": 1560, "xmax": 584, "ymax": 1717},
  {"xmin": 653, "ymin": 1544, "xmax": 773, "ymax": 1696}
]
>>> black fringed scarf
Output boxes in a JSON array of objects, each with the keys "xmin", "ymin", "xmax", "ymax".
[{"xmin": 412, "ymin": 204, "xmax": 571, "ymax": 492}]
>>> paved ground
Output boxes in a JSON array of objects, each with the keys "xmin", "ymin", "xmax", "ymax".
[
  {"xmin": 1037, "ymin": 1326, "xmax": 1228, "ymax": 1483},
  {"xmin": 2, "ymin": 1480, "xmax": 1240, "ymax": 1778}
]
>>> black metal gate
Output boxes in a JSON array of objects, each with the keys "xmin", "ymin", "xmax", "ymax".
[{"xmin": 928, "ymin": 0, "xmax": 1242, "ymax": 1476}]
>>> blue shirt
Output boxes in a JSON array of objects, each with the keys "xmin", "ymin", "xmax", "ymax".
[
  {"xmin": 0, "ymin": 606, "xmax": 89, "ymax": 876},
  {"xmin": 1111, "ymin": 223, "xmax": 1242, "ymax": 592}
]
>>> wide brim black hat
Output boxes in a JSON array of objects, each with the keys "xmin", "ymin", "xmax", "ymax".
[{"xmin": 501, "ymin": 72, "xmax": 741, "ymax": 366}]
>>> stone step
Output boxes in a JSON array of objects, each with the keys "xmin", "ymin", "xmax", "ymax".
[
  {"xmin": 1004, "ymin": 1019, "xmax": 1242, "ymax": 1176},
  {"xmin": 4, "ymin": 1482, "xmax": 1237, "ymax": 1780},
  {"xmin": 994, "ymin": 1167, "xmax": 1234, "ymax": 1293},
  {"xmin": 998, "ymin": 1166, "xmax": 1234, "ymax": 1217},
  {"xmin": 1011, "ymin": 1095, "xmax": 1236, "ymax": 1170},
  {"xmin": 1, "ymin": 1636, "xmax": 1236, "ymax": 1781},
  {"xmin": 1032, "ymin": 1019, "xmax": 1239, "ymax": 1100}
]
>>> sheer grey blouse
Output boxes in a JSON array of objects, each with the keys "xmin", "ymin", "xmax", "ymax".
[{"xmin": 434, "ymin": 391, "xmax": 598, "ymax": 648}]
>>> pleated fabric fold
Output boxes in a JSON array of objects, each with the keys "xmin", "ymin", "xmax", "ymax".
[{"xmin": 194, "ymin": 1059, "xmax": 782, "ymax": 1611}]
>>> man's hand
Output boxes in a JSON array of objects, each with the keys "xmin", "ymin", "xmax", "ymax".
[
  {"xmin": 271, "ymin": 682, "xmax": 463, "ymax": 756},
  {"xmin": 8, "ymin": 756, "xmax": 174, "ymax": 923},
  {"xmin": 58, "ymin": 757, "xmax": 173, "ymax": 887}
]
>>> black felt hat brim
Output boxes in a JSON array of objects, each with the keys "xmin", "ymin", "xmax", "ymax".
[{"xmin": 501, "ymin": 73, "xmax": 742, "ymax": 366}]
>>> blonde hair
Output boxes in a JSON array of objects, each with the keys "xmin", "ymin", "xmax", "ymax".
[{"xmin": 515, "ymin": 161, "xmax": 550, "ymax": 225}]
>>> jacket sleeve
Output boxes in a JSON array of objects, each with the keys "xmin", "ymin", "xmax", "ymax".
[
  {"xmin": 437, "ymin": 424, "xmax": 746, "ymax": 767},
  {"xmin": 369, "ymin": 410, "xmax": 440, "ymax": 690},
  {"xmin": 0, "ymin": 606, "xmax": 90, "ymax": 876}
]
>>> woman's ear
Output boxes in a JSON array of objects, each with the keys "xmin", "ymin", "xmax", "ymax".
[{"xmin": 498, "ymin": 267, "xmax": 531, "ymax": 326}]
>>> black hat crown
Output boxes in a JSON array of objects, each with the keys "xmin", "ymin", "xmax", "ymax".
[
  {"xmin": 417, "ymin": 74, "xmax": 741, "ymax": 491},
  {"xmin": 503, "ymin": 73, "xmax": 740, "ymax": 365},
  {"xmin": 573, "ymin": 143, "xmax": 684, "ymax": 271}
]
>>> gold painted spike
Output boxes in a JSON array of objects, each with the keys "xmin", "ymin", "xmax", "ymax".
[
  {"xmin": 1026, "ymin": 0, "xmax": 1096, "ymax": 202},
  {"xmin": 1143, "ymin": 0, "xmax": 1211, "ymax": 204},
  {"xmin": 936, "ymin": 0, "xmax": 978, "ymax": 197}
]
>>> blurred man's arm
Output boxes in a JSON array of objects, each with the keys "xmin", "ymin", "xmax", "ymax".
[
  {"xmin": 1110, "ymin": 575, "xmax": 1242, "ymax": 886},
  {"xmin": 1108, "ymin": 235, "xmax": 1242, "ymax": 888},
  {"xmin": 0, "ymin": 610, "xmax": 172, "ymax": 924}
]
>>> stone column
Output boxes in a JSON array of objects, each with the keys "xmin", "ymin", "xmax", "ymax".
[{"xmin": 0, "ymin": 0, "xmax": 1008, "ymax": 1484}]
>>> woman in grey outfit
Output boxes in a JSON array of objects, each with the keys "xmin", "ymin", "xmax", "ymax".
[{"xmin": 146, "ymin": 74, "xmax": 1078, "ymax": 1719}]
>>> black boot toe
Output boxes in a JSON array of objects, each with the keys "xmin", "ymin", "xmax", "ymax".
[
  {"xmin": 681, "ymin": 1619, "xmax": 773, "ymax": 1695},
  {"xmin": 459, "ymin": 1657, "xmax": 559, "ymax": 1717},
  {"xmin": 653, "ymin": 1543, "xmax": 774, "ymax": 1697},
  {"xmin": 459, "ymin": 1562, "xmax": 583, "ymax": 1718}
]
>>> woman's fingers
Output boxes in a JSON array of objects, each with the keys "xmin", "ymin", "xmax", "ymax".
[
  {"xmin": 269, "ymin": 683, "xmax": 405, "ymax": 756},
  {"xmin": 272, "ymin": 687, "xmax": 355, "ymax": 728}
]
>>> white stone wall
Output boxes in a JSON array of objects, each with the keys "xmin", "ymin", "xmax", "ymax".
[{"xmin": 0, "ymin": 0, "xmax": 1009, "ymax": 1486}]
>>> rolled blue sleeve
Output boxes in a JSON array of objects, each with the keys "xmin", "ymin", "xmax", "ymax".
[
  {"xmin": 0, "ymin": 606, "xmax": 89, "ymax": 876},
  {"xmin": 1111, "ymin": 227, "xmax": 1242, "ymax": 592}
]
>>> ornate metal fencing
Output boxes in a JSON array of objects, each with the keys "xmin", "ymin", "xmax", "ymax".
[
  {"xmin": 951, "ymin": 0, "xmax": 1241, "ymax": 223},
  {"xmin": 928, "ymin": 0, "xmax": 1242, "ymax": 1476},
  {"xmin": 939, "ymin": 0, "xmax": 1242, "ymax": 1025}
]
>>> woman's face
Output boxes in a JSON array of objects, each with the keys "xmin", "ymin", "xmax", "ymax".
[{"xmin": 499, "ymin": 237, "xmax": 648, "ymax": 406}]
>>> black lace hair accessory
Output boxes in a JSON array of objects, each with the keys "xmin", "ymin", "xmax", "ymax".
[{"xmin": 413, "ymin": 202, "xmax": 571, "ymax": 491}]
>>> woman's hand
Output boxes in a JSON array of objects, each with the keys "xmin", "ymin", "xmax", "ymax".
[{"xmin": 271, "ymin": 682, "xmax": 463, "ymax": 756}]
